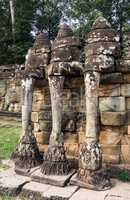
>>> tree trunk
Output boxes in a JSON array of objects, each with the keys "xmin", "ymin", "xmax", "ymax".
[
  {"xmin": 12, "ymin": 77, "xmax": 42, "ymax": 169},
  {"xmin": 78, "ymin": 71, "xmax": 111, "ymax": 191},
  {"xmin": 41, "ymin": 76, "xmax": 72, "ymax": 175},
  {"xmin": 9, "ymin": 0, "xmax": 15, "ymax": 41}
]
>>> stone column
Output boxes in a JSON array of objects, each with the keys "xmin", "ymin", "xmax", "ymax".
[
  {"xmin": 48, "ymin": 76, "xmax": 64, "ymax": 146},
  {"xmin": 78, "ymin": 71, "xmax": 111, "ymax": 191},
  {"xmin": 41, "ymin": 24, "xmax": 80, "ymax": 175},
  {"xmin": 12, "ymin": 32, "xmax": 51, "ymax": 170},
  {"xmin": 12, "ymin": 77, "xmax": 42, "ymax": 169},
  {"xmin": 21, "ymin": 77, "xmax": 34, "ymax": 138},
  {"xmin": 82, "ymin": 71, "xmax": 101, "ymax": 170},
  {"xmin": 77, "ymin": 16, "xmax": 120, "ymax": 190},
  {"xmin": 41, "ymin": 75, "xmax": 72, "ymax": 175}
]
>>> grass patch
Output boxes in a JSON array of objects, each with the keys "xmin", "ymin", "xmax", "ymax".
[
  {"xmin": 0, "ymin": 163, "xmax": 10, "ymax": 172},
  {"xmin": 0, "ymin": 120, "xmax": 21, "ymax": 160}
]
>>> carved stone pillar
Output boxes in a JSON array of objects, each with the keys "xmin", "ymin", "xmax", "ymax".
[
  {"xmin": 41, "ymin": 23, "xmax": 82, "ymax": 175},
  {"xmin": 80, "ymin": 71, "xmax": 101, "ymax": 170},
  {"xmin": 77, "ymin": 16, "xmax": 119, "ymax": 190},
  {"xmin": 41, "ymin": 76, "xmax": 72, "ymax": 175},
  {"xmin": 78, "ymin": 71, "xmax": 111, "ymax": 190},
  {"xmin": 12, "ymin": 77, "xmax": 42, "ymax": 169},
  {"xmin": 12, "ymin": 32, "xmax": 51, "ymax": 170}
]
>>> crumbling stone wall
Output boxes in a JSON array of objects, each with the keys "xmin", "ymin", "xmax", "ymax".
[
  {"xmin": 1, "ymin": 33, "xmax": 130, "ymax": 165},
  {"xmin": 0, "ymin": 65, "xmax": 22, "ymax": 113}
]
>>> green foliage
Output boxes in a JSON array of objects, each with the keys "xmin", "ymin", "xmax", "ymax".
[
  {"xmin": 35, "ymin": 0, "xmax": 68, "ymax": 40},
  {"xmin": 13, "ymin": 0, "xmax": 38, "ymax": 64},
  {"xmin": 0, "ymin": 0, "xmax": 129, "ymax": 64},
  {"xmin": 0, "ymin": 0, "xmax": 67, "ymax": 64},
  {"xmin": 0, "ymin": 121, "xmax": 21, "ymax": 160},
  {"xmin": 0, "ymin": 0, "xmax": 13, "ymax": 65},
  {"xmin": 67, "ymin": 0, "xmax": 130, "ymax": 39},
  {"xmin": 118, "ymin": 170, "xmax": 130, "ymax": 182}
]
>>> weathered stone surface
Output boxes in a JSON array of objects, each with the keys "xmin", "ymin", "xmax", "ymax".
[
  {"xmin": 100, "ymin": 112, "xmax": 126, "ymax": 126},
  {"xmin": 35, "ymin": 131, "xmax": 50, "ymax": 144},
  {"xmin": 41, "ymin": 145, "xmax": 73, "ymax": 175},
  {"xmin": 22, "ymin": 181, "xmax": 50, "ymax": 195},
  {"xmin": 106, "ymin": 181, "xmax": 130, "ymax": 200},
  {"xmin": 31, "ymin": 112, "xmax": 39, "ymax": 122},
  {"xmin": 78, "ymin": 131, "xmax": 86, "ymax": 144},
  {"xmin": 128, "ymin": 125, "xmax": 130, "ymax": 135},
  {"xmin": 43, "ymin": 185, "xmax": 78, "ymax": 199},
  {"xmin": 85, "ymin": 42, "xmax": 120, "ymax": 57},
  {"xmin": 101, "ymin": 145, "xmax": 120, "ymax": 155},
  {"xmin": 31, "ymin": 167, "xmax": 76, "ymax": 187},
  {"xmin": 70, "ymin": 179, "xmax": 130, "ymax": 200},
  {"xmin": 5, "ymin": 87, "xmax": 21, "ymax": 105},
  {"xmin": 99, "ymin": 126, "xmax": 122, "ymax": 145},
  {"xmin": 121, "ymin": 135, "xmax": 130, "ymax": 163},
  {"xmin": 87, "ymin": 16, "xmax": 119, "ymax": 44},
  {"xmin": 32, "ymin": 100, "xmax": 45, "ymax": 111},
  {"xmin": 85, "ymin": 54, "xmax": 115, "ymax": 72},
  {"xmin": 12, "ymin": 132, "xmax": 43, "ymax": 169},
  {"xmin": 0, "ymin": 168, "xmax": 30, "ymax": 195},
  {"xmin": 99, "ymin": 84, "xmax": 120, "ymax": 96},
  {"xmin": 64, "ymin": 143, "xmax": 79, "ymax": 157},
  {"xmin": 64, "ymin": 120, "xmax": 76, "ymax": 132},
  {"xmin": 34, "ymin": 123, "xmax": 40, "ymax": 132},
  {"xmin": 123, "ymin": 74, "xmax": 130, "ymax": 83},
  {"xmin": 0, "ymin": 80, "xmax": 6, "ymax": 97},
  {"xmin": 126, "ymin": 97, "xmax": 130, "ymax": 110},
  {"xmin": 117, "ymin": 59, "xmax": 130, "ymax": 72},
  {"xmin": 39, "ymin": 120, "xmax": 51, "ymax": 131},
  {"xmin": 52, "ymin": 47, "xmax": 80, "ymax": 62},
  {"xmin": 121, "ymin": 144, "xmax": 130, "ymax": 163},
  {"xmin": 70, "ymin": 187, "xmax": 108, "ymax": 200},
  {"xmin": 121, "ymin": 84, "xmax": 130, "ymax": 96},
  {"xmin": 64, "ymin": 133, "xmax": 78, "ymax": 144},
  {"xmin": 100, "ymin": 73, "xmax": 123, "ymax": 84},
  {"xmin": 48, "ymin": 62, "xmax": 83, "ymax": 76},
  {"xmin": 52, "ymin": 36, "xmax": 81, "ymax": 49},
  {"xmin": 99, "ymin": 97, "xmax": 125, "ymax": 112},
  {"xmin": 88, "ymin": 28, "xmax": 119, "ymax": 43},
  {"xmin": 126, "ymin": 111, "xmax": 130, "ymax": 125},
  {"xmin": 72, "ymin": 169, "xmax": 111, "ymax": 191},
  {"xmin": 39, "ymin": 110, "xmax": 52, "ymax": 121},
  {"xmin": 79, "ymin": 142, "xmax": 102, "ymax": 171},
  {"xmin": 102, "ymin": 154, "xmax": 120, "ymax": 164},
  {"xmin": 38, "ymin": 144, "xmax": 48, "ymax": 152},
  {"xmin": 121, "ymin": 135, "xmax": 130, "ymax": 145}
]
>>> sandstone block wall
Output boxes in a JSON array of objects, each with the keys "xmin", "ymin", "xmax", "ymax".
[
  {"xmin": 0, "ymin": 68, "xmax": 130, "ymax": 165},
  {"xmin": 0, "ymin": 65, "xmax": 21, "ymax": 113},
  {"xmin": 31, "ymin": 70, "xmax": 130, "ymax": 165}
]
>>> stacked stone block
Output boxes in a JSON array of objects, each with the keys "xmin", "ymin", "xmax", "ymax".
[{"xmin": 0, "ymin": 65, "xmax": 22, "ymax": 113}]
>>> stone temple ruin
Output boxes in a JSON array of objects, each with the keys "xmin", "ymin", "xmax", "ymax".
[{"xmin": 1, "ymin": 16, "xmax": 130, "ymax": 191}]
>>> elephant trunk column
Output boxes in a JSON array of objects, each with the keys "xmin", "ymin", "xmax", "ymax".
[
  {"xmin": 12, "ymin": 32, "xmax": 51, "ymax": 170},
  {"xmin": 49, "ymin": 76, "xmax": 64, "ymax": 146},
  {"xmin": 21, "ymin": 77, "xmax": 34, "ymax": 137},
  {"xmin": 77, "ymin": 16, "xmax": 120, "ymax": 190},
  {"xmin": 83, "ymin": 71, "xmax": 101, "ymax": 169},
  {"xmin": 12, "ymin": 76, "xmax": 42, "ymax": 169},
  {"xmin": 41, "ymin": 75, "xmax": 71, "ymax": 175},
  {"xmin": 78, "ymin": 70, "xmax": 106, "ymax": 189},
  {"xmin": 41, "ymin": 24, "xmax": 80, "ymax": 175}
]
